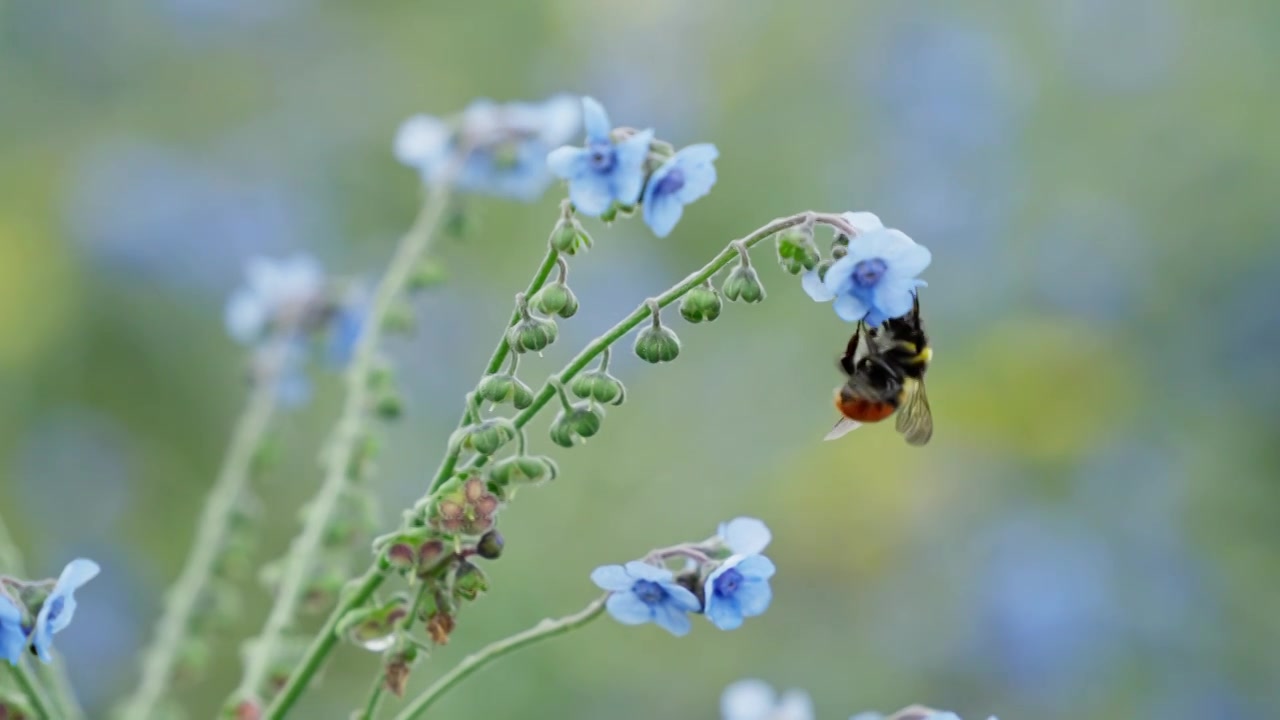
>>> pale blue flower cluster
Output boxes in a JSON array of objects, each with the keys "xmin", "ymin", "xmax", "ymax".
[
  {"xmin": 224, "ymin": 254, "xmax": 365, "ymax": 406},
  {"xmin": 590, "ymin": 517, "xmax": 775, "ymax": 637},
  {"xmin": 0, "ymin": 558, "xmax": 99, "ymax": 666},
  {"xmin": 802, "ymin": 211, "xmax": 931, "ymax": 326},
  {"xmin": 395, "ymin": 95, "xmax": 581, "ymax": 202},
  {"xmin": 722, "ymin": 680, "xmax": 998, "ymax": 720},
  {"xmin": 548, "ymin": 97, "xmax": 718, "ymax": 238}
]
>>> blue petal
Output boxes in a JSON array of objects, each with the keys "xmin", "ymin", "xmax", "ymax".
[
  {"xmin": 224, "ymin": 288, "xmax": 265, "ymax": 344},
  {"xmin": 733, "ymin": 578, "xmax": 773, "ymax": 617},
  {"xmin": 840, "ymin": 211, "xmax": 884, "ymax": 233},
  {"xmin": 660, "ymin": 580, "xmax": 702, "ymax": 612},
  {"xmin": 671, "ymin": 144, "xmax": 718, "ymax": 204},
  {"xmin": 777, "ymin": 690, "xmax": 815, "ymax": 720},
  {"xmin": 535, "ymin": 95, "xmax": 582, "ymax": 146},
  {"xmin": 823, "ymin": 255, "xmax": 859, "ymax": 297},
  {"xmin": 546, "ymin": 146, "xmax": 587, "ymax": 180},
  {"xmin": 589, "ymin": 564, "xmax": 634, "ymax": 592},
  {"xmin": 706, "ymin": 593, "xmax": 744, "ymax": 630},
  {"xmin": 276, "ymin": 367, "xmax": 312, "ymax": 409},
  {"xmin": 32, "ymin": 558, "xmax": 99, "ymax": 663},
  {"xmin": 720, "ymin": 679, "xmax": 778, "ymax": 720},
  {"xmin": 735, "ymin": 554, "xmax": 777, "ymax": 581},
  {"xmin": 605, "ymin": 591, "xmax": 654, "ymax": 625},
  {"xmin": 719, "ymin": 517, "xmax": 771, "ymax": 555},
  {"xmin": 0, "ymin": 596, "xmax": 25, "ymax": 666},
  {"xmin": 581, "ymin": 97, "xmax": 611, "ymax": 143},
  {"xmin": 872, "ymin": 272, "xmax": 920, "ymax": 321},
  {"xmin": 651, "ymin": 599, "xmax": 692, "ymax": 637},
  {"xmin": 567, "ymin": 173, "xmax": 614, "ymax": 217},
  {"xmin": 642, "ymin": 193, "xmax": 684, "ymax": 238},
  {"xmin": 612, "ymin": 128, "xmax": 654, "ymax": 206},
  {"xmin": 800, "ymin": 269, "xmax": 835, "ymax": 302},
  {"xmin": 623, "ymin": 560, "xmax": 673, "ymax": 583},
  {"xmin": 393, "ymin": 114, "xmax": 451, "ymax": 170},
  {"xmin": 882, "ymin": 231, "xmax": 931, "ymax": 276},
  {"xmin": 833, "ymin": 293, "xmax": 869, "ymax": 322}
]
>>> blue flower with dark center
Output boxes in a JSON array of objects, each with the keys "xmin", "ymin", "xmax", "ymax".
[
  {"xmin": 642, "ymin": 143, "xmax": 719, "ymax": 237},
  {"xmin": 547, "ymin": 97, "xmax": 654, "ymax": 217},
  {"xmin": 31, "ymin": 558, "xmax": 99, "ymax": 663},
  {"xmin": 704, "ymin": 554, "xmax": 775, "ymax": 630},
  {"xmin": 801, "ymin": 212, "xmax": 930, "ymax": 326},
  {"xmin": 0, "ymin": 592, "xmax": 27, "ymax": 666},
  {"xmin": 590, "ymin": 560, "xmax": 701, "ymax": 637}
]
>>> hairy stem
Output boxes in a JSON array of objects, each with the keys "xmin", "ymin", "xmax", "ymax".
[
  {"xmin": 391, "ymin": 596, "xmax": 607, "ymax": 720},
  {"xmin": 116, "ymin": 349, "xmax": 282, "ymax": 720},
  {"xmin": 239, "ymin": 181, "xmax": 452, "ymax": 713}
]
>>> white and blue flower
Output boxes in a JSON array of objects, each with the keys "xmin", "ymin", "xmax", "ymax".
[
  {"xmin": 802, "ymin": 212, "xmax": 931, "ymax": 326},
  {"xmin": 547, "ymin": 97, "xmax": 654, "ymax": 217},
  {"xmin": 590, "ymin": 560, "xmax": 701, "ymax": 637},
  {"xmin": 721, "ymin": 679, "xmax": 814, "ymax": 720},
  {"xmin": 704, "ymin": 554, "xmax": 775, "ymax": 630},
  {"xmin": 642, "ymin": 143, "xmax": 719, "ymax": 237}
]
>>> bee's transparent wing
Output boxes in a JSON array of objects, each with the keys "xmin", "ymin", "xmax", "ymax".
[
  {"xmin": 824, "ymin": 417, "xmax": 862, "ymax": 441},
  {"xmin": 895, "ymin": 378, "xmax": 933, "ymax": 446}
]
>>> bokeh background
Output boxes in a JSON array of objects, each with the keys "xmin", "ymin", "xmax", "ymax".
[{"xmin": 2, "ymin": 1, "xmax": 1278, "ymax": 718}]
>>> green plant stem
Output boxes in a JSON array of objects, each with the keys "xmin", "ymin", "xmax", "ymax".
[
  {"xmin": 116, "ymin": 353, "xmax": 281, "ymax": 720},
  {"xmin": 391, "ymin": 596, "xmax": 607, "ymax": 720},
  {"xmin": 275, "ymin": 209, "xmax": 852, "ymax": 714},
  {"xmin": 0, "ymin": 514, "xmax": 84, "ymax": 720},
  {"xmin": 239, "ymin": 182, "xmax": 452, "ymax": 712},
  {"xmin": 6, "ymin": 661, "xmax": 55, "ymax": 720}
]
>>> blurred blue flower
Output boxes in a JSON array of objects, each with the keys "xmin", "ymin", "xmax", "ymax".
[
  {"xmin": 803, "ymin": 213, "xmax": 930, "ymax": 326},
  {"xmin": 547, "ymin": 97, "xmax": 654, "ymax": 216},
  {"xmin": 31, "ymin": 558, "xmax": 99, "ymax": 663},
  {"xmin": 642, "ymin": 143, "xmax": 719, "ymax": 237},
  {"xmin": 0, "ymin": 591, "xmax": 26, "ymax": 665},
  {"xmin": 704, "ymin": 554, "xmax": 775, "ymax": 630},
  {"xmin": 851, "ymin": 710, "xmax": 993, "ymax": 720},
  {"xmin": 224, "ymin": 254, "xmax": 325, "ymax": 345},
  {"xmin": 395, "ymin": 95, "xmax": 581, "ymax": 202},
  {"xmin": 721, "ymin": 679, "xmax": 813, "ymax": 720},
  {"xmin": 590, "ymin": 561, "xmax": 701, "ymax": 637},
  {"xmin": 326, "ymin": 283, "xmax": 368, "ymax": 367},
  {"xmin": 717, "ymin": 517, "xmax": 772, "ymax": 556}
]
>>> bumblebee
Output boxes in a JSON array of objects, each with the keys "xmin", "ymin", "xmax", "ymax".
[{"xmin": 825, "ymin": 294, "xmax": 933, "ymax": 445}]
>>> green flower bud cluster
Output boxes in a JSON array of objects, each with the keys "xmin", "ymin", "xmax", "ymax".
[
  {"xmin": 634, "ymin": 301, "xmax": 680, "ymax": 364},
  {"xmin": 775, "ymin": 223, "xmax": 820, "ymax": 275},
  {"xmin": 680, "ymin": 282, "xmax": 723, "ymax": 323}
]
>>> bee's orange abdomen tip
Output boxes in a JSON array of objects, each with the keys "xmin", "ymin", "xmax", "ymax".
[{"xmin": 837, "ymin": 397, "xmax": 896, "ymax": 423}]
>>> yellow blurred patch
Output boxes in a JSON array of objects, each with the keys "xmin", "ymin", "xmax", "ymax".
[{"xmin": 0, "ymin": 216, "xmax": 77, "ymax": 373}]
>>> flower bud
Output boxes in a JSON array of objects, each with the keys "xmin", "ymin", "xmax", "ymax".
[
  {"xmin": 460, "ymin": 418, "xmax": 516, "ymax": 456},
  {"xmin": 337, "ymin": 596, "xmax": 409, "ymax": 652},
  {"xmin": 385, "ymin": 543, "xmax": 417, "ymax": 571},
  {"xmin": 549, "ymin": 403, "xmax": 604, "ymax": 447},
  {"xmin": 488, "ymin": 454, "xmax": 559, "ymax": 486},
  {"xmin": 408, "ymin": 259, "xmax": 447, "ymax": 291},
  {"xmin": 550, "ymin": 218, "xmax": 593, "ymax": 255},
  {"xmin": 453, "ymin": 561, "xmax": 489, "ymax": 602},
  {"xmin": 531, "ymin": 281, "xmax": 579, "ymax": 318},
  {"xmin": 505, "ymin": 315, "xmax": 558, "ymax": 354},
  {"xmin": 599, "ymin": 203, "xmax": 619, "ymax": 223},
  {"xmin": 375, "ymin": 392, "xmax": 404, "ymax": 420},
  {"xmin": 477, "ymin": 530, "xmax": 505, "ymax": 559},
  {"xmin": 476, "ymin": 373, "xmax": 534, "ymax": 409},
  {"xmin": 382, "ymin": 301, "xmax": 416, "ymax": 335},
  {"xmin": 570, "ymin": 369, "xmax": 626, "ymax": 405},
  {"xmin": 831, "ymin": 244, "xmax": 848, "ymax": 260},
  {"xmin": 722, "ymin": 265, "xmax": 766, "ymax": 303},
  {"xmin": 680, "ymin": 284, "xmax": 722, "ymax": 323},
  {"xmin": 417, "ymin": 539, "xmax": 450, "ymax": 577},
  {"xmin": 775, "ymin": 225, "xmax": 820, "ymax": 275},
  {"xmin": 815, "ymin": 258, "xmax": 834, "ymax": 282},
  {"xmin": 634, "ymin": 324, "xmax": 680, "ymax": 363}
]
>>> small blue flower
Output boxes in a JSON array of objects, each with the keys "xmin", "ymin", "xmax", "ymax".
[
  {"xmin": 717, "ymin": 517, "xmax": 772, "ymax": 556},
  {"xmin": 30, "ymin": 558, "xmax": 99, "ymax": 663},
  {"xmin": 590, "ymin": 561, "xmax": 701, "ymax": 637},
  {"xmin": 704, "ymin": 554, "xmax": 775, "ymax": 630},
  {"xmin": 326, "ymin": 284, "xmax": 368, "ymax": 367},
  {"xmin": 850, "ymin": 710, "xmax": 995, "ymax": 720},
  {"xmin": 224, "ymin": 254, "xmax": 325, "ymax": 345},
  {"xmin": 547, "ymin": 97, "xmax": 654, "ymax": 217},
  {"xmin": 721, "ymin": 679, "xmax": 814, "ymax": 720},
  {"xmin": 802, "ymin": 212, "xmax": 930, "ymax": 326},
  {"xmin": 641, "ymin": 143, "xmax": 719, "ymax": 237},
  {"xmin": 0, "ymin": 592, "xmax": 27, "ymax": 666}
]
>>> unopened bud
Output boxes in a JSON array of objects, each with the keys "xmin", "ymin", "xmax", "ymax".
[
  {"xmin": 775, "ymin": 225, "xmax": 820, "ymax": 275},
  {"xmin": 476, "ymin": 530, "xmax": 505, "ymax": 559},
  {"xmin": 531, "ymin": 281, "xmax": 579, "ymax": 318},
  {"xmin": 550, "ymin": 218, "xmax": 592, "ymax": 255},
  {"xmin": 722, "ymin": 265, "xmax": 766, "ymax": 303},
  {"xmin": 680, "ymin": 284, "xmax": 722, "ymax": 323},
  {"xmin": 549, "ymin": 403, "xmax": 604, "ymax": 448},
  {"xmin": 488, "ymin": 455, "xmax": 559, "ymax": 486},
  {"xmin": 570, "ymin": 370, "xmax": 626, "ymax": 405},
  {"xmin": 506, "ymin": 315, "xmax": 557, "ymax": 354},
  {"xmin": 453, "ymin": 561, "xmax": 489, "ymax": 602}
]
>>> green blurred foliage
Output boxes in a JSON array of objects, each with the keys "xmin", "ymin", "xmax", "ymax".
[{"xmin": 1, "ymin": 1, "xmax": 1278, "ymax": 718}]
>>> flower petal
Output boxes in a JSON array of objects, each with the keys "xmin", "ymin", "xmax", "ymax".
[
  {"xmin": 706, "ymin": 593, "xmax": 744, "ymax": 630},
  {"xmin": 613, "ymin": 128, "xmax": 654, "ymax": 206},
  {"xmin": 823, "ymin": 255, "xmax": 859, "ymax": 296},
  {"xmin": 651, "ymin": 599, "xmax": 692, "ymax": 637},
  {"xmin": 581, "ymin": 96, "xmax": 611, "ymax": 142},
  {"xmin": 622, "ymin": 560, "xmax": 672, "ymax": 583},
  {"xmin": 567, "ymin": 173, "xmax": 614, "ymax": 217},
  {"xmin": 661, "ymin": 580, "xmax": 702, "ymax": 612},
  {"xmin": 0, "ymin": 596, "xmax": 25, "ymax": 666},
  {"xmin": 536, "ymin": 94, "xmax": 582, "ymax": 146},
  {"xmin": 605, "ymin": 591, "xmax": 654, "ymax": 626},
  {"xmin": 841, "ymin": 211, "xmax": 884, "ymax": 233},
  {"xmin": 53, "ymin": 559, "xmax": 100, "ymax": 595},
  {"xmin": 672, "ymin": 143, "xmax": 718, "ymax": 204},
  {"xmin": 589, "ymin": 564, "xmax": 634, "ymax": 592},
  {"xmin": 833, "ymin": 293, "xmax": 869, "ymax": 322},
  {"xmin": 642, "ymin": 193, "xmax": 684, "ymax": 238},
  {"xmin": 719, "ymin": 517, "xmax": 771, "ymax": 555},
  {"xmin": 880, "ymin": 231, "xmax": 932, "ymax": 277},
  {"xmin": 224, "ymin": 288, "xmax": 265, "ymax": 344},
  {"xmin": 720, "ymin": 679, "xmax": 777, "ymax": 720},
  {"xmin": 872, "ymin": 273, "xmax": 920, "ymax": 321},
  {"xmin": 733, "ymin": 578, "xmax": 773, "ymax": 617},
  {"xmin": 776, "ymin": 690, "xmax": 816, "ymax": 720},
  {"xmin": 546, "ymin": 146, "xmax": 586, "ymax": 180},
  {"xmin": 734, "ymin": 554, "xmax": 777, "ymax": 580},
  {"xmin": 394, "ymin": 114, "xmax": 451, "ymax": 169},
  {"xmin": 800, "ymin": 269, "xmax": 836, "ymax": 302}
]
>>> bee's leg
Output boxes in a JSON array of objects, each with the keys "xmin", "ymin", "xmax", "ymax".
[{"xmin": 839, "ymin": 322, "xmax": 862, "ymax": 375}]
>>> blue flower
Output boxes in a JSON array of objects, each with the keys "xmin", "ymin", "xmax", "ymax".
[
  {"xmin": 547, "ymin": 97, "xmax": 654, "ymax": 216},
  {"xmin": 30, "ymin": 558, "xmax": 99, "ymax": 663},
  {"xmin": 395, "ymin": 95, "xmax": 581, "ymax": 202},
  {"xmin": 801, "ymin": 212, "xmax": 931, "ymax": 326},
  {"xmin": 0, "ymin": 592, "xmax": 26, "ymax": 666},
  {"xmin": 721, "ymin": 679, "xmax": 814, "ymax": 720},
  {"xmin": 850, "ymin": 710, "xmax": 995, "ymax": 720},
  {"xmin": 224, "ymin": 254, "xmax": 325, "ymax": 345},
  {"xmin": 590, "ymin": 561, "xmax": 701, "ymax": 637},
  {"xmin": 717, "ymin": 517, "xmax": 772, "ymax": 556},
  {"xmin": 641, "ymin": 144, "xmax": 719, "ymax": 237},
  {"xmin": 704, "ymin": 554, "xmax": 775, "ymax": 630}
]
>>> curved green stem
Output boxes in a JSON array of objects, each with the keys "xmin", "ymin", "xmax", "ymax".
[
  {"xmin": 116, "ymin": 352, "xmax": 281, "ymax": 720},
  {"xmin": 6, "ymin": 661, "xmax": 54, "ymax": 720},
  {"xmin": 242, "ymin": 181, "xmax": 453, "ymax": 715},
  {"xmin": 391, "ymin": 596, "xmax": 606, "ymax": 720}
]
